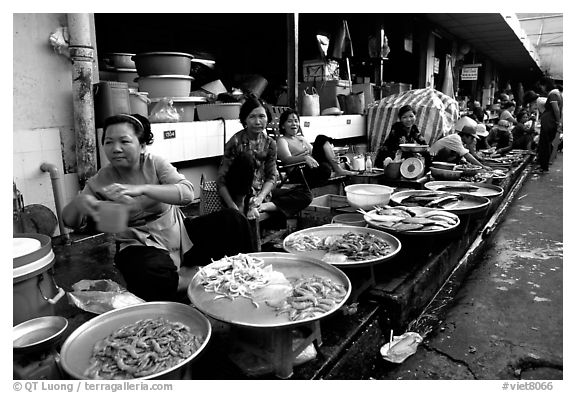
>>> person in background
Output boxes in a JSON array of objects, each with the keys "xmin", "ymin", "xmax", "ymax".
[
  {"xmin": 276, "ymin": 108, "xmax": 356, "ymax": 188},
  {"xmin": 465, "ymin": 123, "xmax": 490, "ymax": 163},
  {"xmin": 471, "ymin": 101, "xmax": 487, "ymax": 123},
  {"xmin": 511, "ymin": 110, "xmax": 536, "ymax": 151},
  {"xmin": 536, "ymin": 77, "xmax": 563, "ymax": 173},
  {"xmin": 499, "ymin": 101, "xmax": 518, "ymax": 126},
  {"xmin": 429, "ymin": 125, "xmax": 490, "ymax": 169},
  {"xmin": 487, "ymin": 119, "xmax": 513, "ymax": 156},
  {"xmin": 62, "ymin": 114, "xmax": 254, "ymax": 302},
  {"xmin": 217, "ymin": 97, "xmax": 313, "ymax": 223},
  {"xmin": 374, "ymin": 104, "xmax": 428, "ymax": 167},
  {"xmin": 522, "ymin": 90, "xmax": 540, "ymax": 117}
]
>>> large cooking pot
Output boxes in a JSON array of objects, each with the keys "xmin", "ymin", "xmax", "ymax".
[
  {"xmin": 133, "ymin": 52, "xmax": 194, "ymax": 76},
  {"xmin": 59, "ymin": 302, "xmax": 212, "ymax": 380},
  {"xmin": 13, "ymin": 234, "xmax": 65, "ymax": 325}
]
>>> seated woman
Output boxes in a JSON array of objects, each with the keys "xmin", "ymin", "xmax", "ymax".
[
  {"xmin": 217, "ymin": 97, "xmax": 313, "ymax": 223},
  {"xmin": 511, "ymin": 110, "xmax": 536, "ymax": 150},
  {"xmin": 62, "ymin": 114, "xmax": 254, "ymax": 302},
  {"xmin": 487, "ymin": 119, "xmax": 514, "ymax": 156},
  {"xmin": 276, "ymin": 108, "xmax": 356, "ymax": 187},
  {"xmin": 374, "ymin": 104, "xmax": 428, "ymax": 168},
  {"xmin": 499, "ymin": 101, "xmax": 518, "ymax": 126},
  {"xmin": 429, "ymin": 125, "xmax": 491, "ymax": 169}
]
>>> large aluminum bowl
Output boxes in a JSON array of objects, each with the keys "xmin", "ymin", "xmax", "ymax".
[{"xmin": 59, "ymin": 302, "xmax": 211, "ymax": 380}]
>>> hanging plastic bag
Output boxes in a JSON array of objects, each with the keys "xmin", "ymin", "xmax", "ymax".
[
  {"xmin": 301, "ymin": 87, "xmax": 320, "ymax": 116},
  {"xmin": 149, "ymin": 97, "xmax": 180, "ymax": 123},
  {"xmin": 67, "ymin": 279, "xmax": 144, "ymax": 314}
]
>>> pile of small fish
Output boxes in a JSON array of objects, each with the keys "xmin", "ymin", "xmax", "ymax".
[
  {"xmin": 273, "ymin": 275, "xmax": 347, "ymax": 321},
  {"xmin": 369, "ymin": 205, "xmax": 458, "ymax": 232}
]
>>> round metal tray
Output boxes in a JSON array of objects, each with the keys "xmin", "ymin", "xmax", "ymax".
[
  {"xmin": 424, "ymin": 181, "xmax": 504, "ymax": 198},
  {"xmin": 283, "ymin": 225, "xmax": 401, "ymax": 268},
  {"xmin": 59, "ymin": 302, "xmax": 211, "ymax": 380},
  {"xmin": 363, "ymin": 207, "xmax": 460, "ymax": 236},
  {"xmin": 391, "ymin": 190, "xmax": 491, "ymax": 215},
  {"xmin": 187, "ymin": 252, "xmax": 351, "ymax": 328}
]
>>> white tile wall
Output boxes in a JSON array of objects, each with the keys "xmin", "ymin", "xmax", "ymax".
[{"xmin": 13, "ymin": 128, "xmax": 65, "ymax": 235}]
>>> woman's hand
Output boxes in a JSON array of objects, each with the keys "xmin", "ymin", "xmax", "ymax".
[
  {"xmin": 247, "ymin": 206, "xmax": 260, "ymax": 220},
  {"xmin": 250, "ymin": 194, "xmax": 264, "ymax": 209},
  {"xmin": 75, "ymin": 194, "xmax": 100, "ymax": 221},
  {"xmin": 304, "ymin": 155, "xmax": 319, "ymax": 168},
  {"xmin": 101, "ymin": 183, "xmax": 142, "ymax": 204}
]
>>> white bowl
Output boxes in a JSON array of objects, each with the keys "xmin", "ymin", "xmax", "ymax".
[{"xmin": 344, "ymin": 184, "xmax": 395, "ymax": 210}]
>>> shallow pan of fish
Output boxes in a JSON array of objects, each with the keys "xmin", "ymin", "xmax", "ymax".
[
  {"xmin": 390, "ymin": 189, "xmax": 491, "ymax": 215},
  {"xmin": 188, "ymin": 252, "xmax": 352, "ymax": 328},
  {"xmin": 424, "ymin": 181, "xmax": 504, "ymax": 198}
]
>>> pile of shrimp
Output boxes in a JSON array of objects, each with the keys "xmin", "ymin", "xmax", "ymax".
[
  {"xmin": 274, "ymin": 275, "xmax": 348, "ymax": 321},
  {"xmin": 84, "ymin": 317, "xmax": 203, "ymax": 379},
  {"xmin": 198, "ymin": 254, "xmax": 273, "ymax": 307}
]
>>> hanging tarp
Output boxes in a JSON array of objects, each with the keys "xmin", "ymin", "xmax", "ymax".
[{"xmin": 367, "ymin": 87, "xmax": 460, "ymax": 151}]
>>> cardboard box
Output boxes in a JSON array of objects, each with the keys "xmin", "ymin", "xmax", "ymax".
[
  {"xmin": 299, "ymin": 80, "xmax": 351, "ymax": 111},
  {"xmin": 300, "ymin": 194, "xmax": 351, "ymax": 227},
  {"xmin": 352, "ymin": 83, "xmax": 376, "ymax": 109},
  {"xmin": 302, "ymin": 60, "xmax": 340, "ymax": 82}
]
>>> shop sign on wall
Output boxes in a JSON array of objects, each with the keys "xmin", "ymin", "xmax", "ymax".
[
  {"xmin": 433, "ymin": 57, "xmax": 440, "ymax": 74},
  {"xmin": 461, "ymin": 64, "xmax": 481, "ymax": 81}
]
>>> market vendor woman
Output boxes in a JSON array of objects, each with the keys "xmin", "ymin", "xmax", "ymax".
[
  {"xmin": 217, "ymin": 97, "xmax": 313, "ymax": 222},
  {"xmin": 374, "ymin": 104, "xmax": 428, "ymax": 167},
  {"xmin": 62, "ymin": 114, "xmax": 254, "ymax": 302}
]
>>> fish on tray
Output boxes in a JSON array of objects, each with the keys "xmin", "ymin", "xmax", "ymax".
[
  {"xmin": 435, "ymin": 185, "xmax": 479, "ymax": 193},
  {"xmin": 400, "ymin": 192, "xmax": 462, "ymax": 208}
]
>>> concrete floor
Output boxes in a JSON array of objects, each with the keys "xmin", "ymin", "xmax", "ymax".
[{"xmin": 368, "ymin": 153, "xmax": 563, "ymax": 380}]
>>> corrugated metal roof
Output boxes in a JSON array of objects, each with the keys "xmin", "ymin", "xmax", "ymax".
[{"xmin": 423, "ymin": 13, "xmax": 542, "ymax": 74}]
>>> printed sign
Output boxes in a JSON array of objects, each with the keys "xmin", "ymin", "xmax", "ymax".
[
  {"xmin": 164, "ymin": 130, "xmax": 176, "ymax": 139},
  {"xmin": 461, "ymin": 66, "xmax": 478, "ymax": 81},
  {"xmin": 433, "ymin": 57, "xmax": 440, "ymax": 74}
]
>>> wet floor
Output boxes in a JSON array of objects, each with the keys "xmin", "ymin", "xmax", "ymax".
[{"xmin": 368, "ymin": 153, "xmax": 563, "ymax": 380}]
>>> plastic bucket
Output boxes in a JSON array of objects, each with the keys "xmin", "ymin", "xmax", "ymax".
[
  {"xmin": 94, "ymin": 81, "xmax": 131, "ymax": 128},
  {"xmin": 331, "ymin": 213, "xmax": 367, "ymax": 227},
  {"xmin": 128, "ymin": 89, "xmax": 150, "ymax": 117},
  {"xmin": 13, "ymin": 234, "xmax": 65, "ymax": 326}
]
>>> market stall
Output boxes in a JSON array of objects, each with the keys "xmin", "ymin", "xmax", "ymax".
[
  {"xmin": 366, "ymin": 87, "xmax": 460, "ymax": 151},
  {"xmin": 12, "ymin": 147, "xmax": 534, "ymax": 380}
]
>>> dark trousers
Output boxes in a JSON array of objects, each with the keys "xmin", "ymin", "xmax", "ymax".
[
  {"xmin": 287, "ymin": 162, "xmax": 332, "ymax": 189},
  {"xmin": 115, "ymin": 208, "xmax": 256, "ymax": 302},
  {"xmin": 538, "ymin": 111, "xmax": 557, "ymax": 171},
  {"xmin": 115, "ymin": 246, "xmax": 179, "ymax": 302}
]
